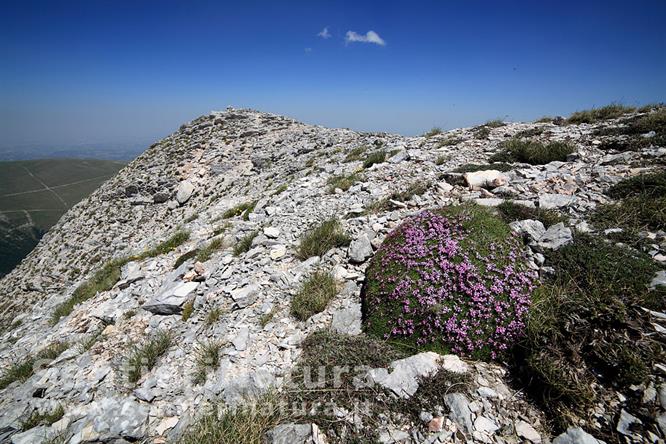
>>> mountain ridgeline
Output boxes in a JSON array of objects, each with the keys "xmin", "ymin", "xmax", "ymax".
[{"xmin": 0, "ymin": 106, "xmax": 665, "ymax": 444}]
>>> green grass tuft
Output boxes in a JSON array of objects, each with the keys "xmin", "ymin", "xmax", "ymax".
[
  {"xmin": 0, "ymin": 341, "xmax": 69, "ymax": 390},
  {"xmin": 181, "ymin": 300, "xmax": 194, "ymax": 321},
  {"xmin": 233, "ymin": 231, "xmax": 258, "ymax": 256},
  {"xmin": 362, "ymin": 150, "xmax": 388, "ymax": 169},
  {"xmin": 423, "ymin": 127, "xmax": 443, "ymax": 137},
  {"xmin": 205, "ymin": 306, "xmax": 223, "ymax": 326},
  {"xmin": 193, "ymin": 340, "xmax": 221, "ymax": 385},
  {"xmin": 496, "ymin": 201, "xmax": 566, "ymax": 227},
  {"xmin": 197, "ymin": 237, "xmax": 225, "ymax": 262},
  {"xmin": 509, "ymin": 234, "xmax": 664, "ymax": 432},
  {"xmin": 453, "ymin": 163, "xmax": 514, "ymax": 173},
  {"xmin": 223, "ymin": 200, "xmax": 257, "ymax": 220},
  {"xmin": 591, "ymin": 171, "xmax": 666, "ymax": 240},
  {"xmin": 567, "ymin": 103, "xmax": 636, "ymax": 124},
  {"xmin": 296, "ymin": 219, "xmax": 350, "ymax": 260},
  {"xmin": 177, "ymin": 393, "xmax": 288, "ymax": 444},
  {"xmin": 127, "ymin": 331, "xmax": 172, "ymax": 384},
  {"xmin": 327, "ymin": 172, "xmax": 362, "ymax": 192},
  {"xmin": 22, "ymin": 405, "xmax": 64, "ymax": 430},
  {"xmin": 291, "ymin": 270, "xmax": 337, "ymax": 321},
  {"xmin": 343, "ymin": 146, "xmax": 367, "ymax": 163},
  {"xmin": 52, "ymin": 229, "xmax": 190, "ymax": 324},
  {"xmin": 489, "ymin": 138, "xmax": 574, "ymax": 164}
]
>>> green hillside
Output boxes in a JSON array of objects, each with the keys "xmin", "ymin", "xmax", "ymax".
[{"xmin": 0, "ymin": 158, "xmax": 124, "ymax": 276}]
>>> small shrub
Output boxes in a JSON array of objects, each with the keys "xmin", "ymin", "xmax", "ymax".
[
  {"xmin": 484, "ymin": 119, "xmax": 505, "ymax": 128},
  {"xmin": 475, "ymin": 126, "xmax": 491, "ymax": 139},
  {"xmin": 291, "ymin": 270, "xmax": 338, "ymax": 321},
  {"xmin": 496, "ymin": 201, "xmax": 566, "ymax": 227},
  {"xmin": 181, "ymin": 300, "xmax": 194, "ymax": 321},
  {"xmin": 296, "ymin": 219, "xmax": 350, "ymax": 260},
  {"xmin": 607, "ymin": 170, "xmax": 666, "ymax": 199},
  {"xmin": 22, "ymin": 405, "xmax": 64, "ymax": 430},
  {"xmin": 184, "ymin": 213, "xmax": 199, "ymax": 223},
  {"xmin": 535, "ymin": 116, "xmax": 555, "ymax": 123},
  {"xmin": 233, "ymin": 231, "xmax": 258, "ymax": 256},
  {"xmin": 423, "ymin": 127, "xmax": 443, "ymax": 138},
  {"xmin": 344, "ymin": 146, "xmax": 367, "ymax": 163},
  {"xmin": 327, "ymin": 172, "xmax": 362, "ymax": 192},
  {"xmin": 364, "ymin": 205, "xmax": 537, "ymax": 360},
  {"xmin": 567, "ymin": 104, "xmax": 635, "ymax": 124},
  {"xmin": 509, "ymin": 234, "xmax": 664, "ymax": 434},
  {"xmin": 592, "ymin": 171, "xmax": 666, "ymax": 237},
  {"xmin": 362, "ymin": 150, "xmax": 387, "ymax": 169},
  {"xmin": 223, "ymin": 200, "xmax": 257, "ymax": 220},
  {"xmin": 489, "ymin": 138, "xmax": 574, "ymax": 164},
  {"xmin": 453, "ymin": 163, "xmax": 513, "ymax": 173},
  {"xmin": 193, "ymin": 340, "xmax": 221, "ymax": 385},
  {"xmin": 127, "ymin": 331, "xmax": 172, "ymax": 383},
  {"xmin": 515, "ymin": 127, "xmax": 545, "ymax": 138}
]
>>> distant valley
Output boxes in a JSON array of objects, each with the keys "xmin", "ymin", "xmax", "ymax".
[{"xmin": 0, "ymin": 158, "xmax": 124, "ymax": 276}]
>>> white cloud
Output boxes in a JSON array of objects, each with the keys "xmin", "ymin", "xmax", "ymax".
[
  {"xmin": 345, "ymin": 30, "xmax": 386, "ymax": 46},
  {"xmin": 317, "ymin": 27, "xmax": 331, "ymax": 39}
]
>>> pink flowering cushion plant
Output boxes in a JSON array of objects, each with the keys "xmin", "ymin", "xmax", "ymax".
[{"xmin": 363, "ymin": 204, "xmax": 537, "ymax": 360}]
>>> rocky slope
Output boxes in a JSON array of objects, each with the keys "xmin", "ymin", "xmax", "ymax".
[{"xmin": 0, "ymin": 107, "xmax": 665, "ymax": 444}]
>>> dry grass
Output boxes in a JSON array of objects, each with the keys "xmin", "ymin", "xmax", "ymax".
[
  {"xmin": 296, "ymin": 219, "xmax": 350, "ymax": 260},
  {"xmin": 291, "ymin": 270, "xmax": 337, "ymax": 321}
]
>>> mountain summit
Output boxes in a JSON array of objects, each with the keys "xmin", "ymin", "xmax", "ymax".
[{"xmin": 1, "ymin": 106, "xmax": 665, "ymax": 444}]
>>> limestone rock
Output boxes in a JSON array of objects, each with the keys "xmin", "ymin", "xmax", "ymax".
[
  {"xmin": 510, "ymin": 219, "xmax": 546, "ymax": 243},
  {"xmin": 537, "ymin": 223, "xmax": 573, "ymax": 249},
  {"xmin": 552, "ymin": 427, "xmax": 606, "ymax": 444},
  {"xmin": 264, "ymin": 423, "xmax": 327, "ymax": 444},
  {"xmin": 143, "ymin": 281, "xmax": 198, "ymax": 314},
  {"xmin": 176, "ymin": 181, "xmax": 195, "ymax": 205},
  {"xmin": 348, "ymin": 233, "xmax": 373, "ymax": 263}
]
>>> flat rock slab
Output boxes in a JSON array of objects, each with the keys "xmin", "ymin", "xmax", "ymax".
[
  {"xmin": 264, "ymin": 423, "xmax": 327, "ymax": 444},
  {"xmin": 176, "ymin": 181, "xmax": 194, "ymax": 205},
  {"xmin": 143, "ymin": 281, "xmax": 198, "ymax": 315},
  {"xmin": 539, "ymin": 193, "xmax": 575, "ymax": 209},
  {"xmin": 367, "ymin": 352, "xmax": 467, "ymax": 398},
  {"xmin": 537, "ymin": 222, "xmax": 573, "ymax": 249},
  {"xmin": 331, "ymin": 303, "xmax": 362, "ymax": 335},
  {"xmin": 552, "ymin": 427, "xmax": 607, "ymax": 444}
]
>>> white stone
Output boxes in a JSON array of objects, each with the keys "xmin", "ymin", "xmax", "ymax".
[
  {"xmin": 515, "ymin": 420, "xmax": 541, "ymax": 443},
  {"xmin": 263, "ymin": 227, "xmax": 280, "ymax": 238}
]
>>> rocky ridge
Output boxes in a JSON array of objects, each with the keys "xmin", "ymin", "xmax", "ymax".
[{"xmin": 0, "ymin": 107, "xmax": 665, "ymax": 443}]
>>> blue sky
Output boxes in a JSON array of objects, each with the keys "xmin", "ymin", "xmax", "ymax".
[{"xmin": 1, "ymin": 0, "xmax": 665, "ymax": 151}]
